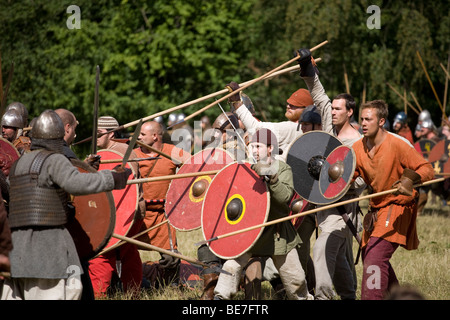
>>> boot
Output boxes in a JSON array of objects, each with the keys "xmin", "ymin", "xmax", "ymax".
[{"xmin": 200, "ymin": 272, "xmax": 219, "ymax": 300}]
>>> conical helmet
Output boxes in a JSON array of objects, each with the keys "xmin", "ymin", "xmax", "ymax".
[
  {"xmin": 1, "ymin": 108, "xmax": 24, "ymax": 129},
  {"xmin": 31, "ymin": 110, "xmax": 65, "ymax": 139}
]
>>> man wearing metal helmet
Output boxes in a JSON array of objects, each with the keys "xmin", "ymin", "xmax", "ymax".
[
  {"xmin": 393, "ymin": 111, "xmax": 414, "ymax": 145},
  {"xmin": 1, "ymin": 108, "xmax": 24, "ymax": 143},
  {"xmin": 1, "ymin": 110, "xmax": 132, "ymax": 300}
]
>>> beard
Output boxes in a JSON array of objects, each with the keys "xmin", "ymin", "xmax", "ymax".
[{"xmin": 285, "ymin": 110, "xmax": 302, "ymax": 122}]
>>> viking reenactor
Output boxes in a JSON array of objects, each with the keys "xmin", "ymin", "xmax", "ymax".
[
  {"xmin": 353, "ymin": 100, "xmax": 434, "ymax": 300},
  {"xmin": 54, "ymin": 108, "xmax": 79, "ymax": 159},
  {"xmin": 225, "ymin": 81, "xmax": 314, "ymax": 161},
  {"xmin": 415, "ymin": 117, "xmax": 440, "ymax": 215},
  {"xmin": 298, "ymin": 49, "xmax": 366, "ymax": 299},
  {"xmin": 87, "ymin": 116, "xmax": 144, "ymax": 298},
  {"xmin": 299, "ymin": 105, "xmax": 322, "ymax": 133},
  {"xmin": 393, "ymin": 111, "xmax": 414, "ymax": 145},
  {"xmin": 134, "ymin": 121, "xmax": 191, "ymax": 286},
  {"xmin": 1, "ymin": 108, "xmax": 24, "ymax": 143},
  {"xmin": 213, "ymin": 128, "xmax": 312, "ymax": 300},
  {"xmin": 4, "ymin": 102, "xmax": 31, "ymax": 154},
  {"xmin": 1, "ymin": 110, "xmax": 132, "ymax": 300}
]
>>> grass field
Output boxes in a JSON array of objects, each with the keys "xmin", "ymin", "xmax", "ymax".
[{"xmin": 112, "ymin": 193, "xmax": 450, "ymax": 300}]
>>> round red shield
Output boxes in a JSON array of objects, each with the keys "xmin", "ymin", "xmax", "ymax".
[
  {"xmin": 428, "ymin": 139, "xmax": 450, "ymax": 174},
  {"xmin": 201, "ymin": 162, "xmax": 269, "ymax": 259},
  {"xmin": 66, "ymin": 159, "xmax": 116, "ymax": 261},
  {"xmin": 165, "ymin": 148, "xmax": 234, "ymax": 231},
  {"xmin": 286, "ymin": 131, "xmax": 342, "ymax": 205},
  {"xmin": 0, "ymin": 136, "xmax": 20, "ymax": 176},
  {"xmin": 97, "ymin": 149, "xmax": 140, "ymax": 248},
  {"xmin": 319, "ymin": 145, "xmax": 356, "ymax": 201},
  {"xmin": 414, "ymin": 139, "xmax": 436, "ymax": 159}
]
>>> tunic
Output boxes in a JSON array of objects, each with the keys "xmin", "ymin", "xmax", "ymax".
[
  {"xmin": 250, "ymin": 160, "xmax": 301, "ymax": 256},
  {"xmin": 134, "ymin": 144, "xmax": 190, "ymax": 250},
  {"xmin": 353, "ymin": 134, "xmax": 434, "ymax": 249},
  {"xmin": 9, "ymin": 150, "xmax": 115, "ymax": 278}
]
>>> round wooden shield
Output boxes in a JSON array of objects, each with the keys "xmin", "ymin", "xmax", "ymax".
[
  {"xmin": 66, "ymin": 159, "xmax": 116, "ymax": 261},
  {"xmin": 165, "ymin": 147, "xmax": 235, "ymax": 231},
  {"xmin": 201, "ymin": 162, "xmax": 269, "ymax": 259},
  {"xmin": 414, "ymin": 139, "xmax": 436, "ymax": 159},
  {"xmin": 319, "ymin": 145, "xmax": 356, "ymax": 201},
  {"xmin": 428, "ymin": 139, "xmax": 450, "ymax": 175},
  {"xmin": 97, "ymin": 149, "xmax": 139, "ymax": 248},
  {"xmin": 0, "ymin": 136, "xmax": 20, "ymax": 176},
  {"xmin": 286, "ymin": 131, "xmax": 342, "ymax": 205}
]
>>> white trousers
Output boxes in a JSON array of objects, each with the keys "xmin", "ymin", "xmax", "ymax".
[{"xmin": 214, "ymin": 249, "xmax": 313, "ymax": 300}]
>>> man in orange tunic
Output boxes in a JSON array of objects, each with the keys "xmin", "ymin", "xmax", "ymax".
[
  {"xmin": 353, "ymin": 100, "xmax": 434, "ymax": 300},
  {"xmin": 134, "ymin": 121, "xmax": 190, "ymax": 285}
]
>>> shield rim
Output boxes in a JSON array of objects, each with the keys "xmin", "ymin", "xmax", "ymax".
[
  {"xmin": 319, "ymin": 145, "xmax": 356, "ymax": 201},
  {"xmin": 67, "ymin": 158, "xmax": 116, "ymax": 261},
  {"xmin": 428, "ymin": 139, "xmax": 450, "ymax": 174},
  {"xmin": 414, "ymin": 139, "xmax": 436, "ymax": 159},
  {"xmin": 201, "ymin": 161, "xmax": 270, "ymax": 259},
  {"xmin": 165, "ymin": 147, "xmax": 235, "ymax": 231},
  {"xmin": 97, "ymin": 148, "xmax": 139, "ymax": 247},
  {"xmin": 286, "ymin": 130, "xmax": 342, "ymax": 205}
]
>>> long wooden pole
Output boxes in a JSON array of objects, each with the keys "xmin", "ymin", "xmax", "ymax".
[
  {"xmin": 94, "ymin": 220, "xmax": 169, "ymax": 258},
  {"xmin": 127, "ymin": 169, "xmax": 220, "ymax": 185},
  {"xmin": 386, "ymin": 82, "xmax": 420, "ymax": 115},
  {"xmin": 176, "ymin": 41, "xmax": 328, "ymax": 126},
  {"xmin": 409, "ymin": 91, "xmax": 423, "ymax": 112},
  {"xmin": 196, "ymin": 177, "xmax": 445, "ymax": 246},
  {"xmin": 112, "ymin": 233, "xmax": 210, "ymax": 269},
  {"xmin": 416, "ymin": 50, "xmax": 445, "ymax": 116},
  {"xmin": 441, "ymin": 56, "xmax": 450, "ymax": 116},
  {"xmin": 70, "ymin": 55, "xmax": 323, "ymax": 145}
]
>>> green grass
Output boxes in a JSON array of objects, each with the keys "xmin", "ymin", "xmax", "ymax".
[{"xmin": 108, "ymin": 193, "xmax": 449, "ymax": 300}]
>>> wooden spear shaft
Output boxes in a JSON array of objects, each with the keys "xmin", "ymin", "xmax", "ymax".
[
  {"xmin": 416, "ymin": 51, "xmax": 445, "ymax": 116},
  {"xmin": 197, "ymin": 177, "xmax": 445, "ymax": 246},
  {"xmin": 112, "ymin": 233, "xmax": 210, "ymax": 269},
  {"xmin": 409, "ymin": 91, "xmax": 423, "ymax": 112},
  {"xmin": 94, "ymin": 220, "xmax": 169, "ymax": 258},
  {"xmin": 127, "ymin": 169, "xmax": 220, "ymax": 185},
  {"xmin": 177, "ymin": 40, "xmax": 328, "ymax": 125},
  {"xmin": 386, "ymin": 82, "xmax": 420, "ymax": 115}
]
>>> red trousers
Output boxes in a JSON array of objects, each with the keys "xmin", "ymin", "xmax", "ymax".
[
  {"xmin": 88, "ymin": 242, "xmax": 142, "ymax": 298},
  {"xmin": 361, "ymin": 237, "xmax": 399, "ymax": 300}
]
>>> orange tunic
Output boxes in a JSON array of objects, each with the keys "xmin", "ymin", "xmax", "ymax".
[
  {"xmin": 134, "ymin": 144, "xmax": 190, "ymax": 250},
  {"xmin": 353, "ymin": 133, "xmax": 434, "ymax": 250}
]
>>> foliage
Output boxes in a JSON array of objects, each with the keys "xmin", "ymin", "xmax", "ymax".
[{"xmin": 0, "ymin": 0, "xmax": 449, "ymax": 157}]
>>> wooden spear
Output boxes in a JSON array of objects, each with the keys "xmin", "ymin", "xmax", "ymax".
[
  {"xmin": 416, "ymin": 50, "xmax": 445, "ymax": 116},
  {"xmin": 174, "ymin": 40, "xmax": 328, "ymax": 127},
  {"xmin": 112, "ymin": 233, "xmax": 218, "ymax": 271},
  {"xmin": 386, "ymin": 82, "xmax": 420, "ymax": 115},
  {"xmin": 196, "ymin": 177, "xmax": 445, "ymax": 246},
  {"xmin": 94, "ymin": 220, "xmax": 169, "ymax": 258},
  {"xmin": 441, "ymin": 56, "xmax": 449, "ymax": 116},
  {"xmin": 71, "ymin": 53, "xmax": 324, "ymax": 146},
  {"xmin": 126, "ymin": 169, "xmax": 220, "ymax": 185},
  {"xmin": 409, "ymin": 91, "xmax": 423, "ymax": 112}
]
